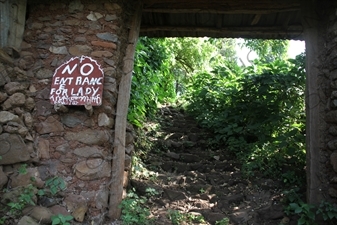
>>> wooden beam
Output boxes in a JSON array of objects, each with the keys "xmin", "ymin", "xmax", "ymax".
[
  {"xmin": 108, "ymin": 1, "xmax": 142, "ymax": 220},
  {"xmin": 251, "ymin": 14, "xmax": 261, "ymax": 25},
  {"xmin": 140, "ymin": 25, "xmax": 303, "ymax": 36},
  {"xmin": 142, "ymin": 8, "xmax": 300, "ymax": 14}
]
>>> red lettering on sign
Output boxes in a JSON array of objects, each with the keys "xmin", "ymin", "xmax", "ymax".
[{"xmin": 50, "ymin": 56, "xmax": 104, "ymax": 106}]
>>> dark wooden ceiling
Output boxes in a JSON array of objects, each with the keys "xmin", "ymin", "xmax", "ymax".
[{"xmin": 140, "ymin": 0, "xmax": 304, "ymax": 40}]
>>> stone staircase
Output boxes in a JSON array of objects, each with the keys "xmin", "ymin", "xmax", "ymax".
[{"xmin": 130, "ymin": 106, "xmax": 287, "ymax": 225}]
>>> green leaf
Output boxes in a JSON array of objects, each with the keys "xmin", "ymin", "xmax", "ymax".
[{"xmin": 52, "ymin": 218, "xmax": 61, "ymax": 225}]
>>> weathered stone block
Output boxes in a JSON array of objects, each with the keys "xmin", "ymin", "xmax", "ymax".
[
  {"xmin": 0, "ymin": 133, "xmax": 30, "ymax": 165},
  {"xmin": 65, "ymin": 129, "xmax": 110, "ymax": 145}
]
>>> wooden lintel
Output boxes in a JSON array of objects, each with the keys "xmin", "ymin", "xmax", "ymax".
[
  {"xmin": 141, "ymin": 25, "xmax": 303, "ymax": 34},
  {"xmin": 142, "ymin": 7, "xmax": 300, "ymax": 14}
]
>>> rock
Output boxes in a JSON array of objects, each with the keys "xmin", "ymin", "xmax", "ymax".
[
  {"xmin": 55, "ymin": 143, "xmax": 70, "ymax": 153},
  {"xmin": 35, "ymin": 100, "xmax": 53, "ymax": 116},
  {"xmin": 95, "ymin": 189, "xmax": 109, "ymax": 209},
  {"xmin": 74, "ymin": 158, "xmax": 111, "ymax": 180},
  {"xmin": 0, "ymin": 166, "xmax": 8, "ymax": 189},
  {"xmin": 64, "ymin": 194, "xmax": 87, "ymax": 212},
  {"xmin": 166, "ymin": 151, "xmax": 180, "ymax": 160},
  {"xmin": 25, "ymin": 97, "xmax": 35, "ymax": 111},
  {"xmin": 0, "ymin": 133, "xmax": 30, "ymax": 165},
  {"xmin": 125, "ymin": 132, "xmax": 134, "ymax": 146},
  {"xmin": 23, "ymin": 206, "xmax": 53, "ymax": 224},
  {"xmin": 0, "ymin": 111, "xmax": 20, "ymax": 124},
  {"xmin": 37, "ymin": 138, "xmax": 50, "ymax": 160},
  {"xmin": 1, "ymin": 186, "xmax": 37, "ymax": 205},
  {"xmin": 73, "ymin": 146, "xmax": 103, "ymax": 158},
  {"xmin": 64, "ymin": 19, "xmax": 81, "ymax": 26},
  {"xmin": 35, "ymin": 116, "xmax": 64, "ymax": 134},
  {"xmin": 4, "ymin": 81, "xmax": 28, "ymax": 94},
  {"xmin": 49, "ymin": 205, "xmax": 70, "ymax": 215},
  {"xmin": 69, "ymin": 45, "xmax": 92, "ymax": 56},
  {"xmin": 23, "ymin": 112, "xmax": 33, "ymax": 128},
  {"xmin": 331, "ymin": 151, "xmax": 337, "ymax": 173},
  {"xmin": 61, "ymin": 112, "xmax": 93, "ymax": 128},
  {"xmin": 0, "ymin": 63, "xmax": 11, "ymax": 86},
  {"xmin": 36, "ymin": 68, "xmax": 53, "ymax": 79},
  {"xmin": 98, "ymin": 113, "xmax": 114, "ymax": 127},
  {"xmin": 204, "ymin": 212, "xmax": 228, "ymax": 224},
  {"xmin": 163, "ymin": 189, "xmax": 187, "ymax": 201},
  {"xmin": 3, "ymin": 122, "xmax": 29, "ymax": 137},
  {"xmin": 72, "ymin": 205, "xmax": 88, "ymax": 222},
  {"xmin": 104, "ymin": 3, "xmax": 121, "ymax": 12},
  {"xmin": 68, "ymin": 0, "xmax": 84, "ymax": 13},
  {"xmin": 10, "ymin": 167, "xmax": 44, "ymax": 188},
  {"xmin": 74, "ymin": 36, "xmax": 86, "ymax": 42},
  {"xmin": 91, "ymin": 40, "xmax": 117, "ymax": 49},
  {"xmin": 257, "ymin": 204, "xmax": 284, "ymax": 220},
  {"xmin": 125, "ymin": 154, "xmax": 132, "ymax": 170},
  {"xmin": 103, "ymin": 58, "xmax": 115, "ymax": 67},
  {"xmin": 96, "ymin": 32, "xmax": 118, "ymax": 42},
  {"xmin": 38, "ymin": 196, "xmax": 58, "ymax": 207},
  {"xmin": 229, "ymin": 209, "xmax": 250, "ymax": 224},
  {"xmin": 65, "ymin": 129, "xmax": 110, "ymax": 145},
  {"xmin": 105, "ymin": 14, "xmax": 118, "ymax": 22},
  {"xmin": 18, "ymin": 216, "xmax": 39, "ymax": 225},
  {"xmin": 125, "ymin": 144, "xmax": 134, "ymax": 154},
  {"xmin": 2, "ymin": 92, "xmax": 26, "ymax": 110},
  {"xmin": 49, "ymin": 46, "xmax": 68, "ymax": 54},
  {"xmin": 86, "ymin": 12, "xmax": 103, "ymax": 21},
  {"xmin": 91, "ymin": 50, "xmax": 113, "ymax": 58},
  {"xmin": 0, "ymin": 92, "xmax": 7, "ymax": 102}
]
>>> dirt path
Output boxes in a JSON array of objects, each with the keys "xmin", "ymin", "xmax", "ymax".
[{"xmin": 131, "ymin": 105, "xmax": 290, "ymax": 225}]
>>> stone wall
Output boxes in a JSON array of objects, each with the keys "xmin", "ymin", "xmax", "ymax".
[
  {"xmin": 0, "ymin": 1, "xmax": 135, "ymax": 224},
  {"xmin": 324, "ymin": 10, "xmax": 337, "ymax": 202}
]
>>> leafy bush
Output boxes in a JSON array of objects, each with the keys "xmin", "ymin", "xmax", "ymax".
[
  {"xmin": 129, "ymin": 37, "xmax": 176, "ymax": 127},
  {"xmin": 184, "ymin": 54, "xmax": 306, "ymax": 179}
]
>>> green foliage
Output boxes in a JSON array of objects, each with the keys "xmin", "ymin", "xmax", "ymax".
[
  {"xmin": 184, "ymin": 53, "xmax": 306, "ymax": 179},
  {"xmin": 284, "ymin": 187, "xmax": 337, "ymax": 225},
  {"xmin": 167, "ymin": 210, "xmax": 205, "ymax": 225},
  {"xmin": 1, "ymin": 184, "xmax": 36, "ymax": 223},
  {"xmin": 286, "ymin": 202, "xmax": 316, "ymax": 225},
  {"xmin": 51, "ymin": 214, "xmax": 74, "ymax": 225},
  {"xmin": 119, "ymin": 189, "xmax": 154, "ymax": 225},
  {"xmin": 241, "ymin": 39, "xmax": 289, "ymax": 62},
  {"xmin": 215, "ymin": 218, "xmax": 230, "ymax": 225},
  {"xmin": 129, "ymin": 37, "xmax": 176, "ymax": 127},
  {"xmin": 44, "ymin": 176, "xmax": 67, "ymax": 195},
  {"xmin": 18, "ymin": 164, "xmax": 27, "ymax": 174}
]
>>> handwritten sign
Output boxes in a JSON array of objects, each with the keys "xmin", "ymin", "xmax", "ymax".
[{"xmin": 50, "ymin": 56, "xmax": 104, "ymax": 106}]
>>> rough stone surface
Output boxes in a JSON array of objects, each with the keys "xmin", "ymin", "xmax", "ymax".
[
  {"xmin": 0, "ymin": 111, "xmax": 20, "ymax": 124},
  {"xmin": 0, "ymin": 133, "xmax": 30, "ymax": 165},
  {"xmin": 73, "ymin": 146, "xmax": 103, "ymax": 158},
  {"xmin": 18, "ymin": 216, "xmax": 39, "ymax": 225},
  {"xmin": 96, "ymin": 32, "xmax": 118, "ymax": 42},
  {"xmin": 35, "ymin": 116, "xmax": 64, "ymax": 134},
  {"xmin": 23, "ymin": 206, "xmax": 53, "ymax": 224},
  {"xmin": 64, "ymin": 129, "xmax": 110, "ymax": 145},
  {"xmin": 98, "ymin": 113, "xmax": 114, "ymax": 127},
  {"xmin": 0, "ymin": 166, "xmax": 8, "ymax": 189},
  {"xmin": 74, "ymin": 159, "xmax": 111, "ymax": 180},
  {"xmin": 37, "ymin": 138, "xmax": 50, "ymax": 160},
  {"xmin": 10, "ymin": 167, "xmax": 44, "ymax": 188}
]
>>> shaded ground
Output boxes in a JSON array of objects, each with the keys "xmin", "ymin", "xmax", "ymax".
[{"xmin": 130, "ymin": 105, "xmax": 299, "ymax": 225}]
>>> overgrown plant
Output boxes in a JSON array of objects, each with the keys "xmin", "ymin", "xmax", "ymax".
[
  {"xmin": 183, "ymin": 54, "xmax": 306, "ymax": 180},
  {"xmin": 119, "ymin": 189, "xmax": 154, "ymax": 225},
  {"xmin": 51, "ymin": 214, "xmax": 74, "ymax": 225},
  {"xmin": 168, "ymin": 210, "xmax": 206, "ymax": 225}
]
